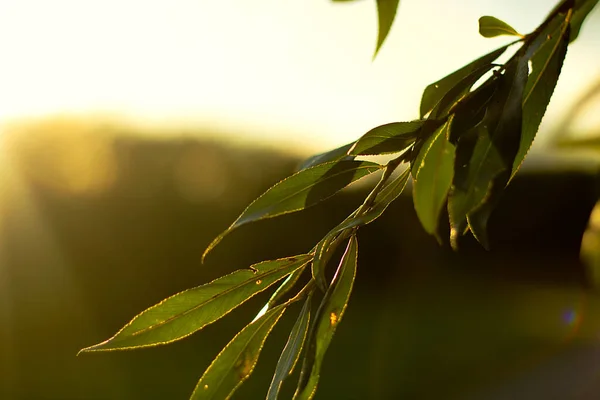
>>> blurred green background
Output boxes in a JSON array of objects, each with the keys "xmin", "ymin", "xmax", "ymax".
[{"xmin": 2, "ymin": 119, "xmax": 600, "ymax": 399}]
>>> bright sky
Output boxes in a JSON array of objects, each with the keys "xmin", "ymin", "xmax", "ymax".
[{"xmin": 0, "ymin": 0, "xmax": 599, "ymax": 152}]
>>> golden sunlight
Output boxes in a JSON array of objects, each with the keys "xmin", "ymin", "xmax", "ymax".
[{"xmin": 0, "ymin": 1, "xmax": 598, "ymax": 150}]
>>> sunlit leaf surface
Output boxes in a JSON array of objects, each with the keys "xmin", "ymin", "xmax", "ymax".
[
  {"xmin": 267, "ymin": 296, "xmax": 312, "ymax": 400},
  {"xmin": 478, "ymin": 16, "xmax": 523, "ymax": 38},
  {"xmin": 295, "ymin": 236, "xmax": 358, "ymax": 400},
  {"xmin": 203, "ymin": 160, "xmax": 381, "ymax": 259},
  {"xmin": 349, "ymin": 121, "xmax": 423, "ymax": 156},
  {"xmin": 297, "ymin": 142, "xmax": 355, "ymax": 171},
  {"xmin": 79, "ymin": 255, "xmax": 310, "ymax": 352},
  {"xmin": 513, "ymin": 16, "xmax": 570, "ymax": 176},
  {"xmin": 191, "ymin": 304, "xmax": 287, "ymax": 400},
  {"xmin": 412, "ymin": 120, "xmax": 455, "ymax": 236},
  {"xmin": 312, "ymin": 169, "xmax": 409, "ymax": 289},
  {"xmin": 420, "ymin": 45, "xmax": 509, "ymax": 118}
]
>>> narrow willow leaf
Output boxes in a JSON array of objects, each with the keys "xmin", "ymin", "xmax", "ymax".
[
  {"xmin": 191, "ymin": 304, "xmax": 287, "ymax": 400},
  {"xmin": 79, "ymin": 255, "xmax": 311, "ymax": 352},
  {"xmin": 261, "ymin": 266, "xmax": 307, "ymax": 315},
  {"xmin": 412, "ymin": 120, "xmax": 455, "ymax": 236},
  {"xmin": 267, "ymin": 296, "xmax": 313, "ymax": 400},
  {"xmin": 312, "ymin": 169, "xmax": 409, "ymax": 290},
  {"xmin": 429, "ymin": 63, "xmax": 496, "ymax": 119},
  {"xmin": 295, "ymin": 236, "xmax": 358, "ymax": 400},
  {"xmin": 375, "ymin": 0, "xmax": 400, "ymax": 57},
  {"xmin": 478, "ymin": 16, "xmax": 523, "ymax": 38},
  {"xmin": 570, "ymin": 0, "xmax": 598, "ymax": 42},
  {"xmin": 420, "ymin": 45, "xmax": 509, "ymax": 118},
  {"xmin": 512, "ymin": 16, "xmax": 570, "ymax": 176},
  {"xmin": 296, "ymin": 142, "xmax": 356, "ymax": 171},
  {"xmin": 203, "ymin": 160, "xmax": 381, "ymax": 260},
  {"xmin": 349, "ymin": 121, "xmax": 423, "ymax": 156}
]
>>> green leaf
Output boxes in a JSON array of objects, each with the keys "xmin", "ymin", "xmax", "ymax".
[
  {"xmin": 296, "ymin": 142, "xmax": 355, "ymax": 171},
  {"xmin": 312, "ymin": 168, "xmax": 409, "ymax": 290},
  {"xmin": 478, "ymin": 16, "xmax": 523, "ymax": 38},
  {"xmin": 375, "ymin": 0, "xmax": 401, "ymax": 57},
  {"xmin": 349, "ymin": 121, "xmax": 423, "ymax": 156},
  {"xmin": 259, "ymin": 266, "xmax": 307, "ymax": 318},
  {"xmin": 79, "ymin": 255, "xmax": 311, "ymax": 352},
  {"xmin": 512, "ymin": 16, "xmax": 570, "ymax": 177},
  {"xmin": 449, "ymin": 55, "xmax": 528, "ymax": 245},
  {"xmin": 412, "ymin": 120, "xmax": 455, "ymax": 237},
  {"xmin": 267, "ymin": 296, "xmax": 313, "ymax": 400},
  {"xmin": 295, "ymin": 236, "xmax": 358, "ymax": 400},
  {"xmin": 420, "ymin": 45, "xmax": 509, "ymax": 118},
  {"xmin": 571, "ymin": 0, "xmax": 598, "ymax": 42},
  {"xmin": 203, "ymin": 160, "xmax": 382, "ymax": 260},
  {"xmin": 191, "ymin": 304, "xmax": 287, "ymax": 400},
  {"xmin": 449, "ymin": 128, "xmax": 504, "ymax": 241},
  {"xmin": 449, "ymin": 78, "xmax": 500, "ymax": 144},
  {"xmin": 429, "ymin": 63, "xmax": 496, "ymax": 119}
]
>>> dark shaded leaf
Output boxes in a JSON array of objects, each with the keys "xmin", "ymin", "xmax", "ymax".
[
  {"xmin": 312, "ymin": 168, "xmax": 409, "ymax": 290},
  {"xmin": 191, "ymin": 304, "xmax": 287, "ymax": 400},
  {"xmin": 79, "ymin": 255, "xmax": 311, "ymax": 352},
  {"xmin": 449, "ymin": 78, "xmax": 500, "ymax": 144},
  {"xmin": 478, "ymin": 16, "xmax": 523, "ymax": 38},
  {"xmin": 466, "ymin": 173, "xmax": 507, "ymax": 249},
  {"xmin": 295, "ymin": 236, "xmax": 358, "ymax": 400},
  {"xmin": 449, "ymin": 54, "xmax": 528, "ymax": 245},
  {"xmin": 412, "ymin": 120, "xmax": 455, "ymax": 236},
  {"xmin": 429, "ymin": 63, "xmax": 497, "ymax": 119},
  {"xmin": 375, "ymin": 0, "xmax": 401, "ymax": 57},
  {"xmin": 349, "ymin": 121, "xmax": 423, "ymax": 155},
  {"xmin": 296, "ymin": 142, "xmax": 355, "ymax": 171},
  {"xmin": 267, "ymin": 296, "xmax": 313, "ymax": 400},
  {"xmin": 203, "ymin": 160, "xmax": 381, "ymax": 259},
  {"xmin": 449, "ymin": 128, "xmax": 504, "ymax": 241},
  {"xmin": 512, "ymin": 16, "xmax": 570, "ymax": 176},
  {"xmin": 420, "ymin": 45, "xmax": 509, "ymax": 118}
]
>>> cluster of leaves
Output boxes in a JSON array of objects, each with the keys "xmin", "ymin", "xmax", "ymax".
[{"xmin": 80, "ymin": 0, "xmax": 597, "ymax": 399}]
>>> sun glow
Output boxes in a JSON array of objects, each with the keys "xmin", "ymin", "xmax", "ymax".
[{"xmin": 1, "ymin": 1, "xmax": 598, "ymax": 151}]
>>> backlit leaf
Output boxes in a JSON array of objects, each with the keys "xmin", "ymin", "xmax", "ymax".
[
  {"xmin": 267, "ymin": 296, "xmax": 312, "ymax": 400},
  {"xmin": 203, "ymin": 160, "xmax": 381, "ymax": 259},
  {"xmin": 570, "ymin": 0, "xmax": 598, "ymax": 42},
  {"xmin": 295, "ymin": 236, "xmax": 358, "ymax": 400},
  {"xmin": 312, "ymin": 168, "xmax": 409, "ymax": 290},
  {"xmin": 349, "ymin": 121, "xmax": 423, "ymax": 155},
  {"xmin": 296, "ymin": 142, "xmax": 355, "ymax": 171},
  {"xmin": 412, "ymin": 120, "xmax": 455, "ymax": 236},
  {"xmin": 512, "ymin": 16, "xmax": 570, "ymax": 177},
  {"xmin": 420, "ymin": 45, "xmax": 509, "ymax": 118},
  {"xmin": 191, "ymin": 304, "xmax": 287, "ymax": 400},
  {"xmin": 375, "ymin": 0, "xmax": 401, "ymax": 57},
  {"xmin": 79, "ymin": 255, "xmax": 311, "ymax": 352},
  {"xmin": 478, "ymin": 16, "xmax": 523, "ymax": 38},
  {"xmin": 429, "ymin": 63, "xmax": 496, "ymax": 119}
]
